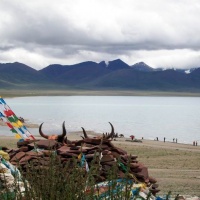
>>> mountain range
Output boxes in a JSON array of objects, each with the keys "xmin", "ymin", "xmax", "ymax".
[{"xmin": 0, "ymin": 59, "xmax": 200, "ymax": 92}]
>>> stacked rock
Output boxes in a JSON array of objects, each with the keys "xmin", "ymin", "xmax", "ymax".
[{"xmin": 5, "ymin": 122, "xmax": 160, "ymax": 196}]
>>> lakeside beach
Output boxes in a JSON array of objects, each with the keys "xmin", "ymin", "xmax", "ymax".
[{"xmin": 1, "ymin": 134, "xmax": 200, "ymax": 197}]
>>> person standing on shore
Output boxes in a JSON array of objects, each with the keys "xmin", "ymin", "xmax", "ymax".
[
  {"xmin": 130, "ymin": 135, "xmax": 135, "ymax": 140},
  {"xmin": 196, "ymin": 141, "xmax": 198, "ymax": 146},
  {"xmin": 164, "ymin": 137, "xmax": 166, "ymax": 142},
  {"xmin": 176, "ymin": 138, "xmax": 177, "ymax": 143}
]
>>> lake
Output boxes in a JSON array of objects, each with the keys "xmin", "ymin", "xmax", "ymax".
[{"xmin": 1, "ymin": 96, "xmax": 200, "ymax": 144}]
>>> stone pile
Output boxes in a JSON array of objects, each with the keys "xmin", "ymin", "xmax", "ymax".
[{"xmin": 5, "ymin": 122, "xmax": 160, "ymax": 195}]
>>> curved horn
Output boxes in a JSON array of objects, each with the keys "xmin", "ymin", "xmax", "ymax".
[
  {"xmin": 39, "ymin": 123, "xmax": 48, "ymax": 139},
  {"xmin": 106, "ymin": 122, "xmax": 115, "ymax": 139},
  {"xmin": 81, "ymin": 127, "xmax": 88, "ymax": 138},
  {"xmin": 57, "ymin": 121, "xmax": 67, "ymax": 142},
  {"xmin": 62, "ymin": 121, "xmax": 67, "ymax": 137},
  {"xmin": 64, "ymin": 136, "xmax": 72, "ymax": 144}
]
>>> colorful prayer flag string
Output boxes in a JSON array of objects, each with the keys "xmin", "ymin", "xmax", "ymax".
[{"xmin": 0, "ymin": 96, "xmax": 35, "ymax": 140}]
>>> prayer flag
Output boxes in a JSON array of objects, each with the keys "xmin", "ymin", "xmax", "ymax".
[
  {"xmin": 0, "ymin": 97, "xmax": 35, "ymax": 140},
  {"xmin": 15, "ymin": 133, "xmax": 22, "ymax": 139}
]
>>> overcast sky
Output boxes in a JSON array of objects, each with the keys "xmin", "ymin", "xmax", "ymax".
[{"xmin": 0, "ymin": 0, "xmax": 200, "ymax": 70}]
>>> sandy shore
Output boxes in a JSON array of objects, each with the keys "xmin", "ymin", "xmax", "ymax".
[
  {"xmin": 1, "ymin": 89, "xmax": 200, "ymax": 98},
  {"xmin": 0, "ymin": 134, "xmax": 200, "ymax": 196}
]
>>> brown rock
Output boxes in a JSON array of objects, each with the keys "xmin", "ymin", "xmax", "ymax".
[
  {"xmin": 129, "ymin": 155, "xmax": 138, "ymax": 160},
  {"xmin": 57, "ymin": 146, "xmax": 71, "ymax": 153},
  {"xmin": 59, "ymin": 152, "xmax": 78, "ymax": 158},
  {"xmin": 42, "ymin": 150, "xmax": 55, "ymax": 156},
  {"xmin": 111, "ymin": 147, "xmax": 127, "ymax": 155},
  {"xmin": 131, "ymin": 167, "xmax": 143, "ymax": 173},
  {"xmin": 19, "ymin": 155, "xmax": 38, "ymax": 164},
  {"xmin": 10, "ymin": 152, "xmax": 26, "ymax": 162},
  {"xmin": 35, "ymin": 140, "xmax": 57, "ymax": 149},
  {"xmin": 136, "ymin": 166, "xmax": 149, "ymax": 181},
  {"xmin": 8, "ymin": 149, "xmax": 20, "ymax": 159},
  {"xmin": 120, "ymin": 155, "xmax": 129, "ymax": 162},
  {"xmin": 100, "ymin": 155, "xmax": 114, "ymax": 163},
  {"xmin": 74, "ymin": 140, "xmax": 84, "ymax": 146},
  {"xmin": 152, "ymin": 184, "xmax": 159, "ymax": 189},
  {"xmin": 19, "ymin": 146, "xmax": 29, "ymax": 152},
  {"xmin": 111, "ymin": 151, "xmax": 120, "ymax": 158},
  {"xmin": 70, "ymin": 146, "xmax": 79, "ymax": 150},
  {"xmin": 102, "ymin": 150, "xmax": 112, "ymax": 155},
  {"xmin": 82, "ymin": 146, "xmax": 93, "ymax": 151},
  {"xmin": 83, "ymin": 138, "xmax": 101, "ymax": 145},
  {"xmin": 130, "ymin": 163, "xmax": 140, "ymax": 169},
  {"xmin": 58, "ymin": 146, "xmax": 86, "ymax": 154},
  {"xmin": 25, "ymin": 151, "xmax": 43, "ymax": 157},
  {"xmin": 118, "ymin": 171, "xmax": 126, "ymax": 178},
  {"xmin": 149, "ymin": 188, "xmax": 160, "ymax": 195},
  {"xmin": 131, "ymin": 160, "xmax": 138, "ymax": 163},
  {"xmin": 17, "ymin": 140, "xmax": 39, "ymax": 147},
  {"xmin": 10, "ymin": 161, "xmax": 18, "ymax": 166},
  {"xmin": 149, "ymin": 176, "xmax": 157, "ymax": 184},
  {"xmin": 68, "ymin": 150, "xmax": 84, "ymax": 154},
  {"xmin": 102, "ymin": 161, "xmax": 116, "ymax": 166},
  {"xmin": 85, "ymin": 154, "xmax": 95, "ymax": 159},
  {"xmin": 87, "ymin": 150, "xmax": 98, "ymax": 154}
]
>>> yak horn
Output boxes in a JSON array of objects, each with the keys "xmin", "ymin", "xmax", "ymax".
[
  {"xmin": 62, "ymin": 121, "xmax": 67, "ymax": 137},
  {"xmin": 106, "ymin": 122, "xmax": 115, "ymax": 139},
  {"xmin": 39, "ymin": 123, "xmax": 48, "ymax": 139},
  {"xmin": 80, "ymin": 136, "xmax": 85, "ymax": 140},
  {"xmin": 57, "ymin": 121, "xmax": 67, "ymax": 143},
  {"xmin": 81, "ymin": 127, "xmax": 88, "ymax": 138},
  {"xmin": 64, "ymin": 137, "xmax": 72, "ymax": 144}
]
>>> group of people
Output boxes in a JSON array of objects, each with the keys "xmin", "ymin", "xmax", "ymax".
[
  {"xmin": 172, "ymin": 138, "xmax": 178, "ymax": 143},
  {"xmin": 155, "ymin": 137, "xmax": 198, "ymax": 146},
  {"xmin": 193, "ymin": 141, "xmax": 198, "ymax": 146},
  {"xmin": 155, "ymin": 137, "xmax": 178, "ymax": 143}
]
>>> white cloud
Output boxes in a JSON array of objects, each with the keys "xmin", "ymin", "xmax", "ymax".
[
  {"xmin": 0, "ymin": 0, "xmax": 200, "ymax": 69},
  {"xmin": 122, "ymin": 49, "xmax": 200, "ymax": 68}
]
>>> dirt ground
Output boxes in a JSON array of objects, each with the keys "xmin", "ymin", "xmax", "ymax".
[
  {"xmin": 0, "ymin": 134, "xmax": 200, "ymax": 196},
  {"xmin": 113, "ymin": 138, "xmax": 200, "ymax": 196}
]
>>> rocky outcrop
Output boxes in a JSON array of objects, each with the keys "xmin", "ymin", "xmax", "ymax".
[{"xmin": 4, "ymin": 123, "xmax": 160, "ymax": 196}]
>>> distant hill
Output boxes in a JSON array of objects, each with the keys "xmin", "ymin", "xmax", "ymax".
[
  {"xmin": 0, "ymin": 62, "xmax": 50, "ymax": 88},
  {"xmin": 106, "ymin": 59, "xmax": 130, "ymax": 70},
  {"xmin": 0, "ymin": 60, "xmax": 200, "ymax": 91},
  {"xmin": 40, "ymin": 61, "xmax": 110, "ymax": 85},
  {"xmin": 131, "ymin": 62, "xmax": 154, "ymax": 72}
]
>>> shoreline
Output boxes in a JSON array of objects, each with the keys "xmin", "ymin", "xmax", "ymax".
[
  {"xmin": 0, "ymin": 128, "xmax": 198, "ymax": 146},
  {"xmin": 1, "ymin": 89, "xmax": 200, "ymax": 98},
  {"xmin": 0, "ymin": 133, "xmax": 199, "ymax": 151}
]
